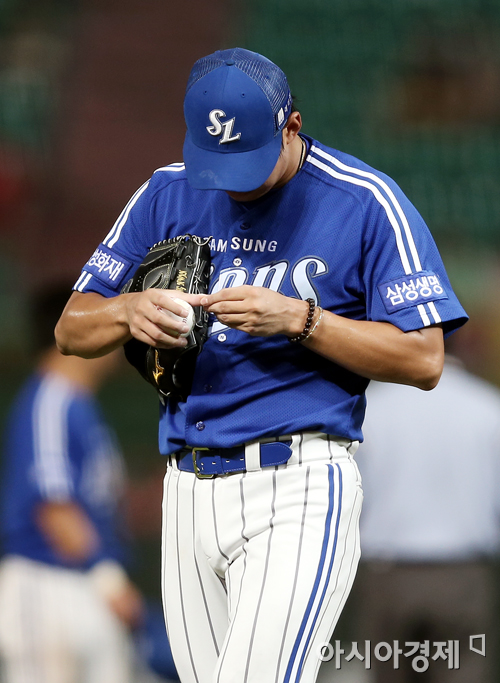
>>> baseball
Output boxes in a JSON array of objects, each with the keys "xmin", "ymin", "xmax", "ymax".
[{"xmin": 166, "ymin": 298, "xmax": 195, "ymax": 337}]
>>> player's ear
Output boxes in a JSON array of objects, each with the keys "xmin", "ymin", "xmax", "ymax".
[{"xmin": 283, "ymin": 111, "xmax": 302, "ymax": 145}]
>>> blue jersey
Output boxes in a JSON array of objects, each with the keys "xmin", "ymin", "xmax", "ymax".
[
  {"xmin": 1, "ymin": 372, "xmax": 127, "ymax": 568},
  {"xmin": 74, "ymin": 135, "xmax": 468, "ymax": 453}
]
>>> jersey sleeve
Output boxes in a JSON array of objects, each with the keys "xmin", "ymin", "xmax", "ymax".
[
  {"xmin": 360, "ymin": 176, "xmax": 468, "ymax": 335},
  {"xmin": 31, "ymin": 377, "xmax": 77, "ymax": 502},
  {"xmin": 73, "ymin": 178, "xmax": 155, "ymax": 297}
]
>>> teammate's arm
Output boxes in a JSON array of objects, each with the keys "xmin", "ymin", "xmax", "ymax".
[
  {"xmin": 200, "ymin": 285, "xmax": 444, "ymax": 390},
  {"xmin": 36, "ymin": 500, "xmax": 100, "ymax": 563},
  {"xmin": 55, "ymin": 290, "xmax": 205, "ymax": 358},
  {"xmin": 36, "ymin": 500, "xmax": 143, "ymax": 626}
]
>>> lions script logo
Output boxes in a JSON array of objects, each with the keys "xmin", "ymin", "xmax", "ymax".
[
  {"xmin": 208, "ymin": 255, "xmax": 329, "ymax": 336},
  {"xmin": 206, "ymin": 109, "xmax": 241, "ymax": 144}
]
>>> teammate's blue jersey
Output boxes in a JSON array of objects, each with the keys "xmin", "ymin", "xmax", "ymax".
[
  {"xmin": 1, "ymin": 372, "xmax": 127, "ymax": 568},
  {"xmin": 74, "ymin": 135, "xmax": 468, "ymax": 452}
]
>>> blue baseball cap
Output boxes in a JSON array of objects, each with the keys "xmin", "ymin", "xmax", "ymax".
[{"xmin": 183, "ymin": 48, "xmax": 293, "ymax": 192}]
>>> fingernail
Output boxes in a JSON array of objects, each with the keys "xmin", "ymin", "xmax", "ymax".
[{"xmin": 200, "ymin": 297, "xmax": 208, "ymax": 306}]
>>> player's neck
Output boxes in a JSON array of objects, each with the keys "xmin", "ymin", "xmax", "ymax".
[
  {"xmin": 296, "ymin": 136, "xmax": 307, "ymax": 174},
  {"xmin": 275, "ymin": 135, "xmax": 307, "ymax": 189}
]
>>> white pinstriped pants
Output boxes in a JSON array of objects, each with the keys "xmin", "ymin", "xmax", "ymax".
[
  {"xmin": 161, "ymin": 432, "xmax": 363, "ymax": 683},
  {"xmin": 0, "ymin": 556, "xmax": 133, "ymax": 683}
]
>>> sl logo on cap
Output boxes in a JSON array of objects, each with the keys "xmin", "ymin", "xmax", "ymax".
[{"xmin": 206, "ymin": 109, "xmax": 241, "ymax": 144}]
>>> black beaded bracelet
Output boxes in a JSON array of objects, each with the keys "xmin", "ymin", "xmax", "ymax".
[{"xmin": 289, "ymin": 298, "xmax": 316, "ymax": 343}]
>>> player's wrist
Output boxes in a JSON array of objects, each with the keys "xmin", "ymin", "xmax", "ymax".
[
  {"xmin": 119, "ymin": 292, "xmax": 143, "ymax": 340},
  {"xmin": 301, "ymin": 306, "xmax": 324, "ymax": 342},
  {"xmin": 288, "ymin": 300, "xmax": 325, "ymax": 343},
  {"xmin": 286, "ymin": 298, "xmax": 315, "ymax": 340},
  {"xmin": 116, "ymin": 292, "xmax": 132, "ymax": 324}
]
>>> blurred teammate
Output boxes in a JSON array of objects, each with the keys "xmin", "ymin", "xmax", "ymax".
[
  {"xmin": 0, "ymin": 284, "xmax": 143, "ymax": 683},
  {"xmin": 355, "ymin": 346, "xmax": 500, "ymax": 682}
]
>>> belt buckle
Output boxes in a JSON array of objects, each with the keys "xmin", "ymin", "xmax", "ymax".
[{"xmin": 192, "ymin": 447, "xmax": 215, "ymax": 479}]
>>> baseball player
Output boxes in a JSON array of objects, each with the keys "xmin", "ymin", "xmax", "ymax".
[
  {"xmin": 55, "ymin": 48, "xmax": 468, "ymax": 683},
  {"xmin": 0, "ymin": 285, "xmax": 142, "ymax": 683}
]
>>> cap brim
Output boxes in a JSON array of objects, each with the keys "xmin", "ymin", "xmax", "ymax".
[{"xmin": 183, "ymin": 131, "xmax": 283, "ymax": 192}]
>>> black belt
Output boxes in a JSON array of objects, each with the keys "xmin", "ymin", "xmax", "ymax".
[{"xmin": 176, "ymin": 440, "xmax": 293, "ymax": 478}]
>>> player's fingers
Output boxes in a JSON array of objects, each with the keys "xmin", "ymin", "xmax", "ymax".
[
  {"xmin": 134, "ymin": 320, "xmax": 188, "ymax": 349},
  {"xmin": 207, "ymin": 288, "xmax": 280, "ymax": 321},
  {"xmin": 211, "ymin": 312, "xmax": 274, "ymax": 337},
  {"xmin": 207, "ymin": 300, "xmax": 249, "ymax": 317},
  {"xmin": 126, "ymin": 293, "xmax": 189, "ymax": 342},
  {"xmin": 149, "ymin": 305, "xmax": 190, "ymax": 336},
  {"xmin": 213, "ymin": 312, "xmax": 248, "ymax": 328},
  {"xmin": 137, "ymin": 293, "xmax": 192, "ymax": 335},
  {"xmin": 201, "ymin": 285, "xmax": 251, "ymax": 307},
  {"xmin": 142, "ymin": 290, "xmax": 188, "ymax": 318},
  {"xmin": 159, "ymin": 297, "xmax": 189, "ymax": 318},
  {"xmin": 157, "ymin": 291, "xmax": 205, "ymax": 311}
]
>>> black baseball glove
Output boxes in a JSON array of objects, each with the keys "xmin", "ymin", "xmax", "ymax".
[{"xmin": 121, "ymin": 234, "xmax": 211, "ymax": 402}]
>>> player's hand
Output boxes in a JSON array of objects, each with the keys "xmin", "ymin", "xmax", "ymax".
[
  {"xmin": 89, "ymin": 560, "xmax": 144, "ymax": 629},
  {"xmin": 201, "ymin": 286, "xmax": 310, "ymax": 338},
  {"xmin": 106, "ymin": 580, "xmax": 144, "ymax": 629},
  {"xmin": 122, "ymin": 289, "xmax": 204, "ymax": 349}
]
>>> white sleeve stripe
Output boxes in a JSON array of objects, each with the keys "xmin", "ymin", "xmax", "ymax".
[
  {"xmin": 307, "ymin": 155, "xmax": 413, "ymax": 274},
  {"xmin": 76, "ymin": 272, "xmax": 92, "ymax": 292},
  {"xmin": 310, "ymin": 146, "xmax": 423, "ymax": 272},
  {"xmin": 74, "ymin": 271, "xmax": 87, "ymax": 289},
  {"xmin": 427, "ymin": 301, "xmax": 442, "ymax": 324},
  {"xmin": 154, "ymin": 163, "xmax": 185, "ymax": 172},
  {"xmin": 33, "ymin": 377, "xmax": 74, "ymax": 499},
  {"xmin": 417, "ymin": 304, "xmax": 431, "ymax": 327},
  {"xmin": 103, "ymin": 180, "xmax": 150, "ymax": 249}
]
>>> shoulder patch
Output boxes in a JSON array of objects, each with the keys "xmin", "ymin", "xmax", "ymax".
[
  {"xmin": 378, "ymin": 271, "xmax": 448, "ymax": 313},
  {"xmin": 84, "ymin": 244, "xmax": 133, "ymax": 289}
]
